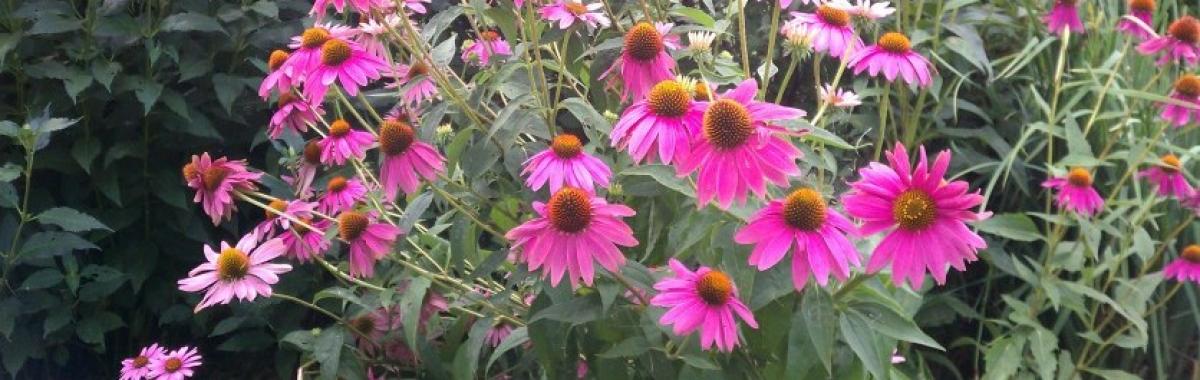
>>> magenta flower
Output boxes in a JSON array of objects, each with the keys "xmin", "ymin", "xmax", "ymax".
[
  {"xmin": 1042, "ymin": 168, "xmax": 1104, "ymax": 216},
  {"xmin": 462, "ymin": 30, "xmax": 513, "ymax": 66},
  {"xmin": 178, "ymin": 232, "xmax": 292, "ymax": 311},
  {"xmin": 378, "ymin": 120, "xmax": 445, "ymax": 201},
  {"xmin": 269, "ymin": 92, "xmax": 323, "ymax": 139},
  {"xmin": 485, "ymin": 321, "xmax": 515, "ymax": 347},
  {"xmin": 120, "ymin": 344, "xmax": 166, "ymax": 380},
  {"xmin": 320, "ymin": 176, "xmax": 368, "ymax": 214},
  {"xmin": 282, "ymin": 218, "xmax": 331, "ymax": 262},
  {"xmin": 601, "ymin": 22, "xmax": 677, "ymax": 102},
  {"xmin": 1138, "ymin": 16, "xmax": 1200, "ymax": 66},
  {"xmin": 1117, "ymin": 0, "xmax": 1155, "ymax": 40},
  {"xmin": 310, "ymin": 0, "xmax": 387, "ymax": 19},
  {"xmin": 146, "ymin": 346, "xmax": 202, "ymax": 380},
  {"xmin": 319, "ymin": 119, "xmax": 374, "ymax": 166},
  {"xmin": 540, "ymin": 0, "xmax": 611, "ymax": 30},
  {"xmin": 283, "ymin": 25, "xmax": 358, "ymax": 81},
  {"xmin": 611, "ymin": 79, "xmax": 703, "ymax": 164},
  {"xmin": 182, "ymin": 153, "xmax": 262, "ymax": 225},
  {"xmin": 505, "ymin": 187, "xmax": 638, "ymax": 287},
  {"xmin": 522, "ymin": 134, "xmax": 612, "ymax": 193},
  {"xmin": 338, "ymin": 211, "xmax": 402, "ymax": 278},
  {"xmin": 1161, "ymin": 75, "xmax": 1200, "ymax": 127},
  {"xmin": 1043, "ymin": 0, "xmax": 1084, "ymax": 34},
  {"xmin": 842, "ymin": 143, "xmax": 990, "ymax": 289},
  {"xmin": 254, "ymin": 198, "xmax": 318, "ymax": 237},
  {"xmin": 259, "ymin": 50, "xmax": 293, "ymax": 99},
  {"xmin": 781, "ymin": 5, "xmax": 863, "ymax": 58},
  {"xmin": 1165, "ymin": 244, "xmax": 1200, "ymax": 283},
  {"xmin": 1139, "ymin": 154, "xmax": 1191, "ymax": 197},
  {"xmin": 675, "ymin": 79, "xmax": 806, "ymax": 210},
  {"xmin": 650, "ymin": 259, "xmax": 758, "ymax": 352},
  {"xmin": 734, "ymin": 188, "xmax": 860, "ymax": 290},
  {"xmin": 385, "ymin": 61, "xmax": 439, "ymax": 107},
  {"xmin": 847, "ymin": 32, "xmax": 934, "ymax": 88},
  {"xmin": 303, "ymin": 38, "xmax": 387, "ymax": 101}
]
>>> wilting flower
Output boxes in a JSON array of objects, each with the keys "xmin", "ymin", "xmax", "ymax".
[
  {"xmin": 828, "ymin": 0, "xmax": 896, "ymax": 20},
  {"xmin": 462, "ymin": 30, "xmax": 513, "ymax": 66},
  {"xmin": 183, "ymin": 153, "xmax": 262, "ymax": 225},
  {"xmin": 611, "ymin": 79, "xmax": 704, "ymax": 164},
  {"xmin": 303, "ymin": 38, "xmax": 387, "ymax": 101},
  {"xmin": 147, "ymin": 346, "xmax": 203, "ymax": 380},
  {"xmin": 259, "ymin": 50, "xmax": 293, "ymax": 99},
  {"xmin": 350, "ymin": 307, "xmax": 401, "ymax": 353},
  {"xmin": 1117, "ymin": 0, "xmax": 1156, "ymax": 40},
  {"xmin": 782, "ymin": 23, "xmax": 817, "ymax": 53},
  {"xmin": 505, "ymin": 187, "xmax": 638, "ymax": 287},
  {"xmin": 734, "ymin": 188, "xmax": 860, "ymax": 290},
  {"xmin": 338, "ymin": 211, "xmax": 402, "ymax": 278},
  {"xmin": 291, "ymin": 141, "xmax": 324, "ymax": 198},
  {"xmin": 522, "ymin": 134, "xmax": 612, "ymax": 193},
  {"xmin": 847, "ymin": 32, "xmax": 935, "ymax": 88},
  {"xmin": 1138, "ymin": 16, "xmax": 1200, "ymax": 66},
  {"xmin": 1042, "ymin": 168, "xmax": 1104, "ymax": 216},
  {"xmin": 385, "ymin": 61, "xmax": 439, "ymax": 107},
  {"xmin": 281, "ymin": 218, "xmax": 331, "ymax": 262},
  {"xmin": 1161, "ymin": 74, "xmax": 1200, "ymax": 127},
  {"xmin": 319, "ymin": 119, "xmax": 374, "ymax": 166},
  {"xmin": 688, "ymin": 31, "xmax": 717, "ymax": 54},
  {"xmin": 178, "ymin": 232, "xmax": 292, "ymax": 311},
  {"xmin": 378, "ymin": 119, "xmax": 446, "ymax": 201},
  {"xmin": 401, "ymin": 0, "xmax": 431, "ymax": 13},
  {"xmin": 602, "ymin": 22, "xmax": 677, "ymax": 102},
  {"xmin": 1043, "ymin": 0, "xmax": 1084, "ymax": 34},
  {"xmin": 254, "ymin": 199, "xmax": 318, "ymax": 238},
  {"xmin": 1140, "ymin": 154, "xmax": 1191, "ymax": 197},
  {"xmin": 540, "ymin": 0, "xmax": 611, "ymax": 30},
  {"xmin": 269, "ymin": 92, "xmax": 323, "ymax": 139},
  {"xmin": 818, "ymin": 84, "xmax": 862, "ymax": 108},
  {"xmin": 320, "ymin": 176, "xmax": 368, "ymax": 214},
  {"xmin": 842, "ymin": 143, "xmax": 990, "ymax": 289},
  {"xmin": 782, "ymin": 5, "xmax": 863, "ymax": 58},
  {"xmin": 120, "ymin": 344, "xmax": 166, "ymax": 380},
  {"xmin": 485, "ymin": 321, "xmax": 515, "ymax": 347},
  {"xmin": 1165, "ymin": 244, "xmax": 1200, "ymax": 283},
  {"xmin": 651, "ymin": 259, "xmax": 758, "ymax": 352},
  {"xmin": 675, "ymin": 79, "xmax": 806, "ymax": 209}
]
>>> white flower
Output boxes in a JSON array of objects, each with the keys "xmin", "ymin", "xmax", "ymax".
[
  {"xmin": 688, "ymin": 31, "xmax": 717, "ymax": 53},
  {"xmin": 782, "ymin": 23, "xmax": 816, "ymax": 52},
  {"xmin": 358, "ymin": 14, "xmax": 403, "ymax": 36},
  {"xmin": 827, "ymin": 0, "xmax": 896, "ymax": 20},
  {"xmin": 818, "ymin": 84, "xmax": 861, "ymax": 108}
]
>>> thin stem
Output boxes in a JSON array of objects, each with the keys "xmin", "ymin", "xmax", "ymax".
[
  {"xmin": 773, "ymin": 54, "xmax": 801, "ymax": 104},
  {"xmin": 609, "ymin": 270, "xmax": 651, "ymax": 307},
  {"xmin": 873, "ymin": 84, "xmax": 893, "ymax": 160},
  {"xmin": 736, "ymin": 0, "xmax": 751, "ymax": 76},
  {"xmin": 760, "ymin": 2, "xmax": 782, "ymax": 100}
]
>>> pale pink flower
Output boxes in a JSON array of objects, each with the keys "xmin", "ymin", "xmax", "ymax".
[
  {"xmin": 385, "ymin": 61, "xmax": 439, "ymax": 107},
  {"xmin": 120, "ymin": 344, "xmax": 166, "ymax": 380},
  {"xmin": 146, "ymin": 346, "xmax": 202, "ymax": 380},
  {"xmin": 402, "ymin": 0, "xmax": 431, "ymax": 13},
  {"xmin": 269, "ymin": 92, "xmax": 323, "ymax": 139},
  {"xmin": 828, "ymin": 0, "xmax": 896, "ymax": 20},
  {"xmin": 651, "ymin": 259, "xmax": 758, "ymax": 352},
  {"xmin": 318, "ymin": 119, "xmax": 374, "ymax": 166},
  {"xmin": 540, "ymin": 0, "xmax": 611, "ymax": 30},
  {"xmin": 281, "ymin": 218, "xmax": 331, "ymax": 262},
  {"xmin": 505, "ymin": 188, "xmax": 638, "ymax": 287},
  {"xmin": 462, "ymin": 30, "xmax": 513, "ymax": 66},
  {"xmin": 818, "ymin": 84, "xmax": 862, "ymax": 107},
  {"xmin": 1042, "ymin": 168, "xmax": 1105, "ymax": 216},
  {"xmin": 522, "ymin": 134, "xmax": 612, "ymax": 193},
  {"xmin": 182, "ymin": 153, "xmax": 262, "ymax": 225},
  {"xmin": 254, "ymin": 199, "xmax": 318, "ymax": 238},
  {"xmin": 357, "ymin": 15, "xmax": 403, "ymax": 58},
  {"xmin": 178, "ymin": 232, "xmax": 292, "ymax": 311},
  {"xmin": 310, "ymin": 0, "xmax": 388, "ymax": 19}
]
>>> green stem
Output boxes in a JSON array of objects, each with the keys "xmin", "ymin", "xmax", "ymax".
[
  {"xmin": 873, "ymin": 85, "xmax": 893, "ymax": 160},
  {"xmin": 760, "ymin": 2, "xmax": 782, "ymax": 100},
  {"xmin": 736, "ymin": 0, "xmax": 751, "ymax": 76}
]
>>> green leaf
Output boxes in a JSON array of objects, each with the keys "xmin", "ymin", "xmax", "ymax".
[
  {"xmin": 0, "ymin": 299, "xmax": 19, "ymax": 338},
  {"xmin": 619, "ymin": 165, "xmax": 695, "ymax": 197},
  {"xmin": 560, "ymin": 98, "xmax": 611, "ymax": 136},
  {"xmin": 1029, "ymin": 327, "xmax": 1058, "ymax": 380},
  {"xmin": 71, "ymin": 138, "xmax": 101, "ymax": 173},
  {"xmin": 485, "ymin": 327, "xmax": 528, "ymax": 370},
  {"xmin": 839, "ymin": 311, "xmax": 890, "ymax": 380},
  {"xmin": 846, "ymin": 301, "xmax": 944, "ymax": 350},
  {"xmin": 975, "ymin": 213, "xmax": 1042, "ymax": 242},
  {"xmin": 982, "ymin": 335, "xmax": 1025, "ymax": 380},
  {"xmin": 1082, "ymin": 368, "xmax": 1139, "ymax": 380},
  {"xmin": 246, "ymin": 1, "xmax": 278, "ymax": 17},
  {"xmin": 43, "ymin": 308, "xmax": 71, "ymax": 337},
  {"xmin": 313, "ymin": 327, "xmax": 345, "ymax": 380},
  {"xmin": 126, "ymin": 76, "xmax": 163, "ymax": 115},
  {"xmin": 160, "ymin": 12, "xmax": 225, "ymax": 33},
  {"xmin": 0, "ymin": 163, "xmax": 20, "ymax": 182},
  {"xmin": 36, "ymin": 207, "xmax": 111, "ymax": 232},
  {"xmin": 669, "ymin": 6, "xmax": 716, "ymax": 28},
  {"xmin": 212, "ymin": 73, "xmax": 243, "ymax": 114},
  {"xmin": 91, "ymin": 61, "xmax": 120, "ymax": 91},
  {"xmin": 679, "ymin": 354, "xmax": 720, "ymax": 370},
  {"xmin": 802, "ymin": 289, "xmax": 836, "ymax": 375},
  {"xmin": 399, "ymin": 277, "xmax": 431, "ymax": 351},
  {"xmin": 75, "ymin": 311, "xmax": 123, "ymax": 345},
  {"xmin": 452, "ymin": 317, "xmax": 492, "ymax": 380},
  {"xmin": 19, "ymin": 231, "xmax": 99, "ymax": 260},
  {"xmin": 27, "ymin": 14, "xmax": 82, "ymax": 35},
  {"xmin": 596, "ymin": 336, "xmax": 648, "ymax": 358},
  {"xmin": 21, "ymin": 268, "xmax": 63, "ymax": 290},
  {"xmin": 529, "ymin": 295, "xmax": 602, "ymax": 325}
]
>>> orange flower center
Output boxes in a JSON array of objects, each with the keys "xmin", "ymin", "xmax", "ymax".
[
  {"xmin": 480, "ymin": 30, "xmax": 501, "ymax": 42},
  {"xmin": 277, "ymin": 92, "xmax": 296, "ymax": 108},
  {"xmin": 816, "ymin": 5, "xmax": 851, "ymax": 27},
  {"xmin": 266, "ymin": 199, "xmax": 288, "ymax": 219},
  {"xmin": 648, "ymin": 80, "xmax": 691, "ymax": 117},
  {"xmin": 694, "ymin": 81, "xmax": 712, "ymax": 101},
  {"xmin": 351, "ymin": 315, "xmax": 376, "ymax": 334},
  {"xmin": 893, "ymin": 189, "xmax": 936, "ymax": 230},
  {"xmin": 564, "ymin": 1, "xmax": 588, "ymax": 15},
  {"xmin": 338, "ymin": 211, "xmax": 369, "ymax": 240},
  {"xmin": 1175, "ymin": 75, "xmax": 1200, "ymax": 97},
  {"xmin": 878, "ymin": 32, "xmax": 912, "ymax": 54},
  {"xmin": 201, "ymin": 167, "xmax": 229, "ymax": 191},
  {"xmin": 1169, "ymin": 16, "xmax": 1200, "ymax": 43},
  {"xmin": 133, "ymin": 356, "xmax": 149, "ymax": 368},
  {"xmin": 304, "ymin": 141, "xmax": 322, "ymax": 165},
  {"xmin": 380, "ymin": 120, "xmax": 416, "ymax": 156},
  {"xmin": 703, "ymin": 99, "xmax": 754, "ymax": 150},
  {"xmin": 696, "ymin": 270, "xmax": 733, "ymax": 305},
  {"xmin": 182, "ymin": 162, "xmax": 198, "ymax": 182},
  {"xmin": 783, "ymin": 188, "xmax": 827, "ymax": 231},
  {"xmin": 551, "ymin": 134, "xmax": 583, "ymax": 158},
  {"xmin": 164, "ymin": 357, "xmax": 183, "ymax": 372},
  {"xmin": 1183, "ymin": 244, "xmax": 1200, "ymax": 263},
  {"xmin": 1057, "ymin": 0, "xmax": 1077, "ymax": 5},
  {"xmin": 1130, "ymin": 0, "xmax": 1154, "ymax": 11},
  {"xmin": 409, "ymin": 62, "xmax": 430, "ymax": 77},
  {"xmin": 302, "ymin": 27, "xmax": 331, "ymax": 49},
  {"xmin": 327, "ymin": 176, "xmax": 349, "ymax": 192},
  {"xmin": 624, "ymin": 22, "xmax": 664, "ymax": 61},
  {"xmin": 293, "ymin": 217, "xmax": 314, "ymax": 234},
  {"xmin": 217, "ymin": 247, "xmax": 250, "ymax": 281},
  {"xmin": 329, "ymin": 119, "xmax": 352, "ymax": 137},
  {"xmin": 1067, "ymin": 167, "xmax": 1092, "ymax": 187},
  {"xmin": 1161, "ymin": 154, "xmax": 1182, "ymax": 173},
  {"xmin": 547, "ymin": 188, "xmax": 592, "ymax": 233},
  {"xmin": 321, "ymin": 39, "xmax": 352, "ymax": 66},
  {"xmin": 268, "ymin": 50, "xmax": 290, "ymax": 71}
]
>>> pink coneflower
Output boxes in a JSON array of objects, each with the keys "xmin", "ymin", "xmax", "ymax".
[
  {"xmin": 281, "ymin": 218, "xmax": 330, "ymax": 262},
  {"xmin": 357, "ymin": 15, "xmax": 403, "ymax": 58},
  {"xmin": 505, "ymin": 187, "xmax": 638, "ymax": 287},
  {"xmin": 675, "ymin": 79, "xmax": 806, "ymax": 210},
  {"xmin": 290, "ymin": 141, "xmax": 324, "ymax": 198},
  {"xmin": 320, "ymin": 176, "xmax": 368, "ymax": 214},
  {"xmin": 1164, "ymin": 244, "xmax": 1200, "ymax": 283},
  {"xmin": 847, "ymin": 32, "xmax": 935, "ymax": 88},
  {"xmin": 259, "ymin": 50, "xmax": 293, "ymax": 99},
  {"xmin": 1140, "ymin": 154, "xmax": 1191, "ymax": 197},
  {"xmin": 120, "ymin": 344, "xmax": 166, "ymax": 380},
  {"xmin": 378, "ymin": 120, "xmax": 445, "ymax": 201},
  {"xmin": 402, "ymin": 0, "xmax": 431, "ymax": 13},
  {"xmin": 269, "ymin": 92, "xmax": 323, "ymax": 139},
  {"xmin": 818, "ymin": 84, "xmax": 862, "ymax": 107},
  {"xmin": 1043, "ymin": 0, "xmax": 1084, "ymax": 34},
  {"xmin": 781, "ymin": 5, "xmax": 863, "ymax": 58},
  {"xmin": 1042, "ymin": 168, "xmax": 1105, "ymax": 216},
  {"xmin": 178, "ymin": 232, "xmax": 292, "ymax": 311},
  {"xmin": 842, "ymin": 143, "xmax": 990, "ymax": 289},
  {"xmin": 611, "ymin": 79, "xmax": 704, "ymax": 164},
  {"xmin": 1117, "ymin": 0, "xmax": 1155, "ymax": 40},
  {"xmin": 522, "ymin": 134, "xmax": 612, "ymax": 193},
  {"xmin": 601, "ymin": 22, "xmax": 677, "ymax": 102},
  {"xmin": 310, "ymin": 0, "xmax": 386, "ymax": 19},
  {"xmin": 146, "ymin": 346, "xmax": 202, "ymax": 380},
  {"xmin": 338, "ymin": 211, "xmax": 402, "ymax": 278},
  {"xmin": 1161, "ymin": 75, "xmax": 1200, "ymax": 127},
  {"xmin": 485, "ymin": 321, "xmax": 514, "ymax": 347},
  {"xmin": 350, "ymin": 307, "xmax": 400, "ymax": 353},
  {"xmin": 650, "ymin": 259, "xmax": 758, "ymax": 352},
  {"xmin": 385, "ymin": 61, "xmax": 439, "ymax": 107},
  {"xmin": 254, "ymin": 199, "xmax": 317, "ymax": 237},
  {"xmin": 540, "ymin": 0, "xmax": 611, "ymax": 30},
  {"xmin": 462, "ymin": 30, "xmax": 513, "ymax": 66},
  {"xmin": 828, "ymin": 0, "xmax": 896, "ymax": 21},
  {"xmin": 303, "ymin": 38, "xmax": 387, "ymax": 101},
  {"xmin": 1138, "ymin": 16, "xmax": 1200, "ymax": 66},
  {"xmin": 734, "ymin": 188, "xmax": 860, "ymax": 290},
  {"xmin": 318, "ymin": 119, "xmax": 374, "ymax": 166},
  {"xmin": 182, "ymin": 153, "xmax": 262, "ymax": 225},
  {"xmin": 283, "ymin": 26, "xmax": 358, "ymax": 80}
]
